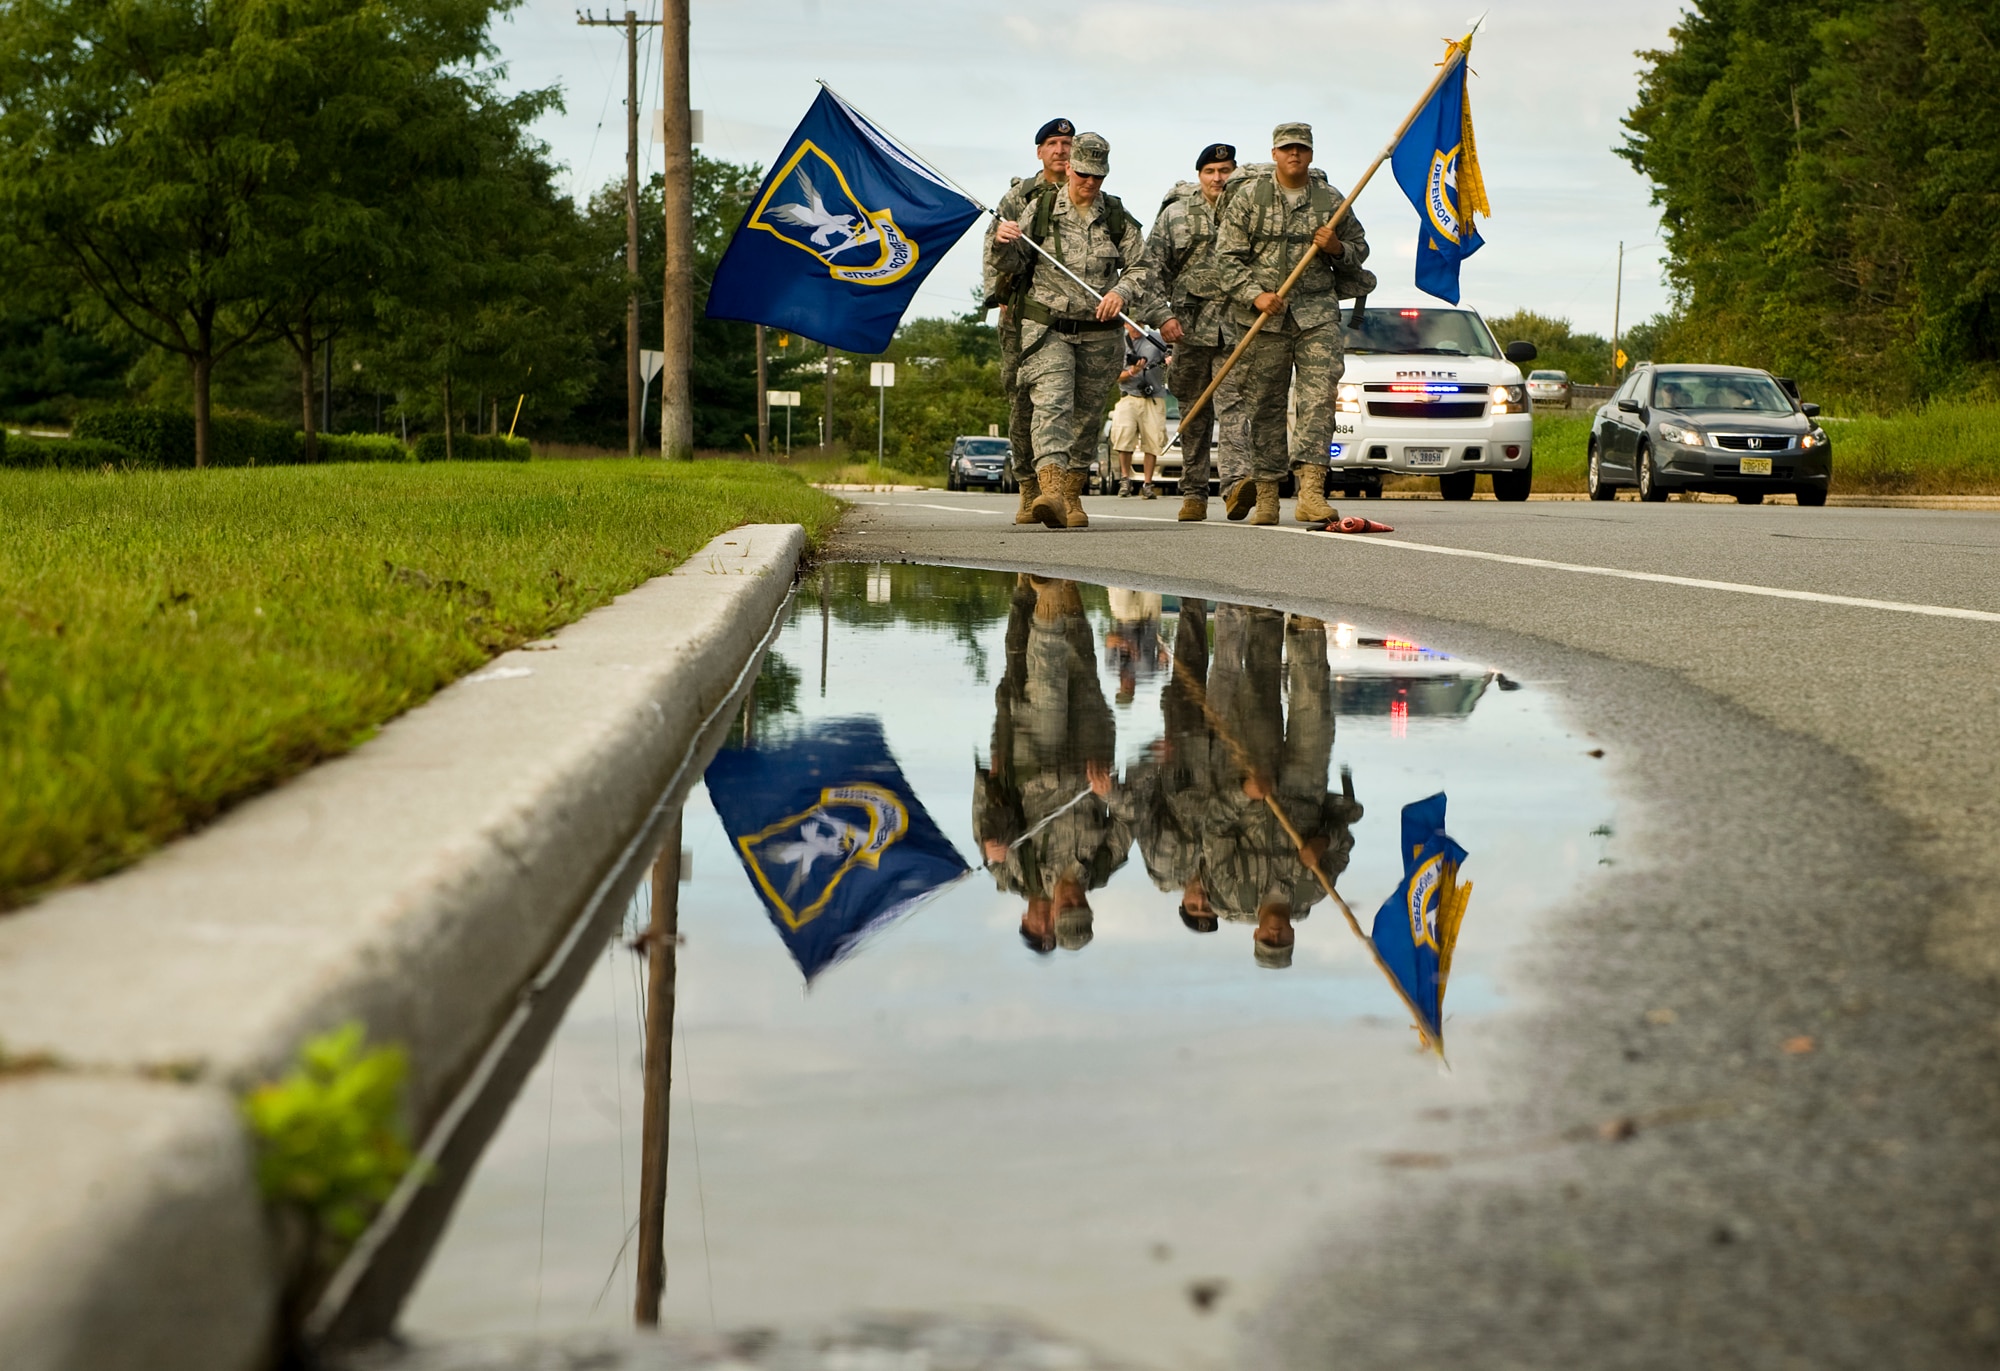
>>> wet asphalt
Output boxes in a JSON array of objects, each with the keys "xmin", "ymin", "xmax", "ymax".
[{"xmin": 830, "ymin": 492, "xmax": 2000, "ymax": 1370}]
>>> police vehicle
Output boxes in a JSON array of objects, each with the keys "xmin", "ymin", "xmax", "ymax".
[{"xmin": 1328, "ymin": 304, "xmax": 1540, "ymax": 501}]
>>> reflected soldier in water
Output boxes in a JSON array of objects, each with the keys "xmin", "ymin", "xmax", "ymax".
[
  {"xmin": 1126, "ymin": 600, "xmax": 1362, "ymax": 966},
  {"xmin": 974, "ymin": 576, "xmax": 1131, "ymax": 953}
]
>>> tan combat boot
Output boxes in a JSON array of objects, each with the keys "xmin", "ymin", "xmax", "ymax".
[
  {"xmin": 1013, "ymin": 472, "xmax": 1041, "ymax": 525},
  {"xmin": 1177, "ymin": 493, "xmax": 1207, "ymax": 521},
  {"xmin": 1224, "ymin": 477, "xmax": 1257, "ymax": 521},
  {"xmin": 1293, "ymin": 463, "xmax": 1336, "ymax": 523},
  {"xmin": 1031, "ymin": 463, "xmax": 1067, "ymax": 529},
  {"xmin": 1249, "ymin": 480, "xmax": 1281, "ymax": 525},
  {"xmin": 1063, "ymin": 468, "xmax": 1090, "ymax": 528}
]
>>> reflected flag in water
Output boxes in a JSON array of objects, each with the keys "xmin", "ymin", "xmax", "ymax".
[
  {"xmin": 705, "ymin": 717, "xmax": 969, "ymax": 981},
  {"xmin": 1368, "ymin": 793, "xmax": 1474, "ymax": 1045}
]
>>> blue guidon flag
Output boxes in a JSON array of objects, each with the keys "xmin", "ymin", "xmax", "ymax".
[
  {"xmin": 1390, "ymin": 35, "xmax": 1490, "ymax": 305},
  {"xmin": 1368, "ymin": 792, "xmax": 1474, "ymax": 1050},
  {"xmin": 705, "ymin": 86, "xmax": 984, "ymax": 354},
  {"xmin": 705, "ymin": 716, "xmax": 969, "ymax": 982}
]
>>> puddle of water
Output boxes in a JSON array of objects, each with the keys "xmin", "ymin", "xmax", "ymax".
[{"xmin": 398, "ymin": 564, "xmax": 1617, "ymax": 1369}]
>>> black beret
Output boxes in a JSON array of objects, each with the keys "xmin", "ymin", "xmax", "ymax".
[
  {"xmin": 1035, "ymin": 118, "xmax": 1075, "ymax": 146},
  {"xmin": 1196, "ymin": 142, "xmax": 1237, "ymax": 170}
]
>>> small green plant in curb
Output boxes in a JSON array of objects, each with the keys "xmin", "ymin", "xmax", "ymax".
[{"xmin": 243, "ymin": 1023, "xmax": 412, "ymax": 1245}]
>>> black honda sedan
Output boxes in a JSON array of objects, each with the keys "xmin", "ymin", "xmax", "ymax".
[{"xmin": 1587, "ymin": 363, "xmax": 1831, "ymax": 506}]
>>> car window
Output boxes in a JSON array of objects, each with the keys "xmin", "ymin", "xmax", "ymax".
[
  {"xmin": 1651, "ymin": 371, "xmax": 1795, "ymax": 414},
  {"xmin": 1613, "ymin": 372, "xmax": 1643, "ymax": 404},
  {"xmin": 1344, "ymin": 308, "xmax": 1500, "ymax": 358},
  {"xmin": 1529, "ymin": 370, "xmax": 1565, "ymax": 381},
  {"xmin": 960, "ymin": 438, "xmax": 1010, "ymax": 456}
]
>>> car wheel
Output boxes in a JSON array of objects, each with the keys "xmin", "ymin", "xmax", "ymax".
[
  {"xmin": 1438, "ymin": 471, "xmax": 1476, "ymax": 501},
  {"xmin": 1587, "ymin": 440, "xmax": 1617, "ymax": 501},
  {"xmin": 1795, "ymin": 485, "xmax": 1828, "ymax": 507},
  {"xmin": 1636, "ymin": 443, "xmax": 1668, "ymax": 503},
  {"xmin": 1364, "ymin": 484, "xmax": 1383, "ymax": 500},
  {"xmin": 1735, "ymin": 491, "xmax": 1765, "ymax": 505},
  {"xmin": 1492, "ymin": 464, "xmax": 1533, "ymax": 502}
]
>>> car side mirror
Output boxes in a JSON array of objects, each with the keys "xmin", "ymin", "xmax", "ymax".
[
  {"xmin": 1504, "ymin": 340, "xmax": 1539, "ymax": 364},
  {"xmin": 1616, "ymin": 398, "xmax": 1641, "ymax": 413},
  {"xmin": 1802, "ymin": 402, "xmax": 1821, "ymax": 418}
]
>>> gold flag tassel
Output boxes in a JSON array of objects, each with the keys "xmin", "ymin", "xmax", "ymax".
[
  {"xmin": 1448, "ymin": 36, "xmax": 1491, "ymax": 237},
  {"xmin": 1434, "ymin": 860, "xmax": 1474, "ymax": 1004}
]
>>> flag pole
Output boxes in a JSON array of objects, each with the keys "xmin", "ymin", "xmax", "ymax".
[
  {"xmin": 817, "ymin": 81, "xmax": 1164, "ymax": 344},
  {"xmin": 1160, "ymin": 635, "xmax": 1446, "ymax": 1060},
  {"xmin": 1167, "ymin": 33, "xmax": 1477, "ymax": 452}
]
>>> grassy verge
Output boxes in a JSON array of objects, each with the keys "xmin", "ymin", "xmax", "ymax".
[
  {"xmin": 1, "ymin": 459, "xmax": 838, "ymax": 909},
  {"xmin": 1824, "ymin": 403, "xmax": 2000, "ymax": 494}
]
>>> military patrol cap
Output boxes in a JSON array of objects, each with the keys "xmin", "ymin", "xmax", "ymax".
[
  {"xmin": 1069, "ymin": 132, "xmax": 1111, "ymax": 177},
  {"xmin": 1034, "ymin": 117, "xmax": 1075, "ymax": 146},
  {"xmin": 1180, "ymin": 905, "xmax": 1220, "ymax": 934},
  {"xmin": 1056, "ymin": 906, "xmax": 1094, "ymax": 950},
  {"xmin": 1195, "ymin": 142, "xmax": 1237, "ymax": 171},
  {"xmin": 1253, "ymin": 937, "xmax": 1295, "ymax": 970},
  {"xmin": 1271, "ymin": 121, "xmax": 1313, "ymax": 150}
]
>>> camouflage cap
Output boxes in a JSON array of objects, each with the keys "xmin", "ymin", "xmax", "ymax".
[
  {"xmin": 1253, "ymin": 937, "xmax": 1295, "ymax": 970},
  {"xmin": 1070, "ymin": 131, "xmax": 1111, "ymax": 177},
  {"xmin": 1056, "ymin": 906, "xmax": 1095, "ymax": 951},
  {"xmin": 1271, "ymin": 121, "xmax": 1313, "ymax": 150}
]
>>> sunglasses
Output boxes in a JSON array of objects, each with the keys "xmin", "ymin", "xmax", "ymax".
[{"xmin": 1072, "ymin": 170, "xmax": 1105, "ymax": 181}]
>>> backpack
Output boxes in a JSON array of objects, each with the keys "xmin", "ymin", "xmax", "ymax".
[
  {"xmin": 1004, "ymin": 181, "xmax": 1140, "ymax": 313},
  {"xmin": 1218, "ymin": 163, "xmax": 1376, "ymax": 300}
]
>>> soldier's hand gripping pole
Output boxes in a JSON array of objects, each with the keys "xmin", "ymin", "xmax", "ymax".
[
  {"xmin": 999, "ymin": 217, "xmax": 1166, "ymax": 350},
  {"xmin": 1165, "ymin": 39, "xmax": 1474, "ymax": 454}
]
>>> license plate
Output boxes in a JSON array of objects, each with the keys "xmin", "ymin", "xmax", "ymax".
[
  {"xmin": 1740, "ymin": 457, "xmax": 1773, "ymax": 476},
  {"xmin": 1406, "ymin": 447, "xmax": 1448, "ymax": 467}
]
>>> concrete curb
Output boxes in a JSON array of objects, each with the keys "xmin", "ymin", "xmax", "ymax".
[{"xmin": 0, "ymin": 525, "xmax": 807, "ymax": 1371}]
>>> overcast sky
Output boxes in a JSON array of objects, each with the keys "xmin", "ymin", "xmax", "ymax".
[{"xmin": 496, "ymin": 0, "xmax": 1688, "ymax": 338}]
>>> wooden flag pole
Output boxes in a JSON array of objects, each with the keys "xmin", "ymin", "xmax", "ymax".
[{"xmin": 1169, "ymin": 35, "xmax": 1475, "ymax": 450}]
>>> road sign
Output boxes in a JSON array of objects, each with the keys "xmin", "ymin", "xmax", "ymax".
[
  {"xmin": 766, "ymin": 390, "xmax": 801, "ymax": 407},
  {"xmin": 870, "ymin": 362, "xmax": 896, "ymax": 388},
  {"xmin": 1615, "ymin": 348, "xmax": 1629, "ymax": 369}
]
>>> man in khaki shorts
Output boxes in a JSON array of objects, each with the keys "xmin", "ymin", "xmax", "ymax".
[{"xmin": 1109, "ymin": 325, "xmax": 1171, "ymax": 497}]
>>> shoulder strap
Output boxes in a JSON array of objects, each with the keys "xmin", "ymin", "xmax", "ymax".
[
  {"xmin": 1026, "ymin": 178, "xmax": 1059, "ymax": 244},
  {"xmin": 1101, "ymin": 191, "xmax": 1140, "ymax": 242}
]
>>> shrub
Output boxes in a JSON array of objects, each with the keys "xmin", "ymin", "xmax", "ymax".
[
  {"xmin": 317, "ymin": 433, "xmax": 412, "ymax": 464},
  {"xmin": 76, "ymin": 405, "xmax": 302, "ymax": 467},
  {"xmin": 0, "ymin": 434, "xmax": 140, "ymax": 469},
  {"xmin": 413, "ymin": 433, "xmax": 532, "ymax": 463}
]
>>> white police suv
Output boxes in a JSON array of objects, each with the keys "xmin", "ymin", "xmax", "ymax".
[{"xmin": 1327, "ymin": 305, "xmax": 1541, "ymax": 502}]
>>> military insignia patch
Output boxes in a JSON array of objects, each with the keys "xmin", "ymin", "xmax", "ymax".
[
  {"xmin": 738, "ymin": 782, "xmax": 911, "ymax": 929},
  {"xmin": 748, "ymin": 142, "xmax": 919, "ymax": 286}
]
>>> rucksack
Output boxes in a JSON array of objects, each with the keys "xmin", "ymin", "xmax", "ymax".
[{"xmin": 1217, "ymin": 163, "xmax": 1376, "ymax": 300}]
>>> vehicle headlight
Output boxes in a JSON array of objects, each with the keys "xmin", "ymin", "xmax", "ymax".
[
  {"xmin": 1488, "ymin": 384, "xmax": 1527, "ymax": 415},
  {"xmin": 1336, "ymin": 382, "xmax": 1363, "ymax": 415},
  {"xmin": 1658, "ymin": 421, "xmax": 1705, "ymax": 447},
  {"xmin": 1801, "ymin": 428, "xmax": 1828, "ymax": 449}
]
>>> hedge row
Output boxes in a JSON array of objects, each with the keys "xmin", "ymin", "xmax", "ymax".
[
  {"xmin": 0, "ymin": 433, "xmax": 140, "ymax": 469},
  {"xmin": 412, "ymin": 433, "xmax": 531, "ymax": 463}
]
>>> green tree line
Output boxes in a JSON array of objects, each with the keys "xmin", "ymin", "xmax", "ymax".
[{"xmin": 1622, "ymin": 0, "xmax": 2000, "ymax": 408}]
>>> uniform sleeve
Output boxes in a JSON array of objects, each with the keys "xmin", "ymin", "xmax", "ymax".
[
  {"xmin": 1212, "ymin": 191, "xmax": 1263, "ymax": 310},
  {"xmin": 1138, "ymin": 202, "xmax": 1182, "ymax": 325},
  {"xmin": 987, "ymin": 183, "xmax": 1034, "ymax": 279},
  {"xmin": 1108, "ymin": 213, "xmax": 1155, "ymax": 317},
  {"xmin": 1335, "ymin": 197, "xmax": 1369, "ymax": 267}
]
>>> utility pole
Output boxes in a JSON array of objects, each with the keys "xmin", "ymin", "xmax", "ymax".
[
  {"xmin": 577, "ymin": 9, "xmax": 661, "ymax": 458},
  {"xmin": 822, "ymin": 345, "xmax": 835, "ymax": 448},
  {"xmin": 634, "ymin": 813, "xmax": 681, "ymax": 1324},
  {"xmin": 755, "ymin": 325, "xmax": 769, "ymax": 458},
  {"xmin": 661, "ymin": 0, "xmax": 693, "ymax": 458},
  {"xmin": 1611, "ymin": 239, "xmax": 1624, "ymax": 382}
]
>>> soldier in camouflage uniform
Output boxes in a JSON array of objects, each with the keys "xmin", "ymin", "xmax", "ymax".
[
  {"xmin": 1212, "ymin": 122, "xmax": 1374, "ymax": 526},
  {"xmin": 1197, "ymin": 603, "xmax": 1362, "ymax": 967},
  {"xmin": 990, "ymin": 132, "xmax": 1152, "ymax": 531},
  {"xmin": 974, "ymin": 576, "xmax": 1131, "ymax": 953},
  {"xmin": 984, "ymin": 118, "xmax": 1073, "ymax": 525},
  {"xmin": 1114, "ymin": 598, "xmax": 1223, "ymax": 934},
  {"xmin": 1141, "ymin": 142, "xmax": 1237, "ymax": 521}
]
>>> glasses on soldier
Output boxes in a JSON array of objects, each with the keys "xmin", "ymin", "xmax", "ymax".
[{"xmin": 1071, "ymin": 170, "xmax": 1104, "ymax": 182}]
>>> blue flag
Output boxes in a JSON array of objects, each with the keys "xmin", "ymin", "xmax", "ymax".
[
  {"xmin": 1369, "ymin": 793, "xmax": 1473, "ymax": 1044},
  {"xmin": 705, "ymin": 716, "xmax": 969, "ymax": 982},
  {"xmin": 1390, "ymin": 41, "xmax": 1490, "ymax": 304},
  {"xmin": 705, "ymin": 87, "xmax": 984, "ymax": 353}
]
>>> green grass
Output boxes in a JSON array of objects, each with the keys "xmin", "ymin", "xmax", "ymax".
[
  {"xmin": 1826, "ymin": 403, "xmax": 2000, "ymax": 494},
  {"xmin": 1531, "ymin": 412, "xmax": 1592, "ymax": 492},
  {"xmin": 1, "ymin": 459, "xmax": 838, "ymax": 909}
]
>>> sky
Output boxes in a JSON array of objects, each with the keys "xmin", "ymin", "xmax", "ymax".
[{"xmin": 495, "ymin": 0, "xmax": 1689, "ymax": 337}]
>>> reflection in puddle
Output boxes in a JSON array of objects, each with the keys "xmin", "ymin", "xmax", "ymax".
[{"xmin": 400, "ymin": 564, "xmax": 1616, "ymax": 1369}]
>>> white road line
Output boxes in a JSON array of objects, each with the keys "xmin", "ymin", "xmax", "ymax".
[{"xmin": 854, "ymin": 498, "xmax": 2000, "ymax": 623}]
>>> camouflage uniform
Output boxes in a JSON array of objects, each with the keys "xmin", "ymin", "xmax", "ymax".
[
  {"xmin": 1141, "ymin": 185, "xmax": 1232, "ymax": 494},
  {"xmin": 986, "ymin": 174, "xmax": 1064, "ymax": 485},
  {"xmin": 1116, "ymin": 598, "xmax": 1217, "ymax": 895},
  {"xmin": 1198, "ymin": 605, "xmax": 1361, "ymax": 923},
  {"xmin": 1211, "ymin": 168, "xmax": 1372, "ymax": 484},
  {"xmin": 976, "ymin": 578, "xmax": 1130, "ymax": 903},
  {"xmin": 989, "ymin": 185, "xmax": 1151, "ymax": 475}
]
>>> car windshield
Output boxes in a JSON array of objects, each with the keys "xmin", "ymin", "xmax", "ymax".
[
  {"xmin": 959, "ymin": 439, "xmax": 1010, "ymax": 456},
  {"xmin": 1344, "ymin": 308, "xmax": 1499, "ymax": 358},
  {"xmin": 1651, "ymin": 371, "xmax": 1795, "ymax": 414},
  {"xmin": 1530, "ymin": 370, "xmax": 1565, "ymax": 381}
]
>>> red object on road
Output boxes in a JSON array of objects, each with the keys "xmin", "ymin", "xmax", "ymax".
[{"xmin": 1312, "ymin": 516, "xmax": 1396, "ymax": 534}]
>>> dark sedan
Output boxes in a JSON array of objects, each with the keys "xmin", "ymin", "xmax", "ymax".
[
  {"xmin": 944, "ymin": 436, "xmax": 1013, "ymax": 491},
  {"xmin": 1587, "ymin": 363, "xmax": 1831, "ymax": 506}
]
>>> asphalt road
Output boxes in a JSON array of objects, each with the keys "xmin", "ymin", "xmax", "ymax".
[{"xmin": 831, "ymin": 490, "xmax": 2000, "ymax": 1370}]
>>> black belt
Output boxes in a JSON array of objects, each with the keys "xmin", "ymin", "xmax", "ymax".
[{"xmin": 1019, "ymin": 300, "xmax": 1119, "ymax": 332}]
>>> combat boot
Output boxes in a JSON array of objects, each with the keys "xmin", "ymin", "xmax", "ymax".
[
  {"xmin": 1249, "ymin": 480, "xmax": 1281, "ymax": 525},
  {"xmin": 1293, "ymin": 463, "xmax": 1336, "ymax": 523},
  {"xmin": 1177, "ymin": 494, "xmax": 1207, "ymax": 521},
  {"xmin": 1031, "ymin": 463, "xmax": 1067, "ymax": 529},
  {"xmin": 1224, "ymin": 477, "xmax": 1257, "ymax": 521},
  {"xmin": 1013, "ymin": 472, "xmax": 1041, "ymax": 525},
  {"xmin": 1063, "ymin": 468, "xmax": 1090, "ymax": 528}
]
